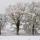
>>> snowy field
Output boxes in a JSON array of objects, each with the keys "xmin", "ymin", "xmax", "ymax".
[{"xmin": 1, "ymin": 22, "xmax": 40, "ymax": 36}]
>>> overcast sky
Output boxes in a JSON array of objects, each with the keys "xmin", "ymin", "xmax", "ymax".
[{"xmin": 0, "ymin": 0, "xmax": 39, "ymax": 14}]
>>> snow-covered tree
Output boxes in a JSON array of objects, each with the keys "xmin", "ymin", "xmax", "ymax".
[
  {"xmin": 6, "ymin": 3, "xmax": 27, "ymax": 35},
  {"xmin": 0, "ymin": 14, "xmax": 7, "ymax": 35},
  {"xmin": 28, "ymin": 1, "xmax": 40, "ymax": 35}
]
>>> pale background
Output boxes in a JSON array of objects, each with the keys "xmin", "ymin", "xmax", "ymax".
[
  {"xmin": 0, "ymin": 0, "xmax": 40, "ymax": 40},
  {"xmin": 0, "ymin": 0, "xmax": 39, "ymax": 14}
]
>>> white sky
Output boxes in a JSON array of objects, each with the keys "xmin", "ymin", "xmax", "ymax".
[
  {"xmin": 0, "ymin": 0, "xmax": 39, "ymax": 14},
  {"xmin": 0, "ymin": 0, "xmax": 17, "ymax": 14}
]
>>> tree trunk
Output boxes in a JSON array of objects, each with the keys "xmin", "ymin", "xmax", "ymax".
[
  {"xmin": 32, "ymin": 24, "xmax": 34, "ymax": 35},
  {"xmin": 16, "ymin": 20, "xmax": 20, "ymax": 35},
  {"xmin": 0, "ymin": 22, "xmax": 1, "ymax": 35},
  {"xmin": 0, "ymin": 27, "xmax": 1, "ymax": 35},
  {"xmin": 17, "ymin": 26, "xmax": 19, "ymax": 35}
]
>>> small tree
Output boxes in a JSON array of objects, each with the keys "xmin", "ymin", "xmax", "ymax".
[{"xmin": 0, "ymin": 14, "xmax": 7, "ymax": 35}]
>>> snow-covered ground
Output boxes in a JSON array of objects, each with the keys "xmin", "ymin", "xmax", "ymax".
[
  {"xmin": 1, "ymin": 28, "xmax": 28, "ymax": 36},
  {"xmin": 1, "ymin": 22, "xmax": 27, "ymax": 36},
  {"xmin": 1, "ymin": 22, "xmax": 40, "ymax": 36}
]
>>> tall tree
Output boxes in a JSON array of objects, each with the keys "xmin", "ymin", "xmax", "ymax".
[
  {"xmin": 28, "ymin": 2, "xmax": 40, "ymax": 35},
  {"xmin": 6, "ymin": 3, "xmax": 26, "ymax": 35}
]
